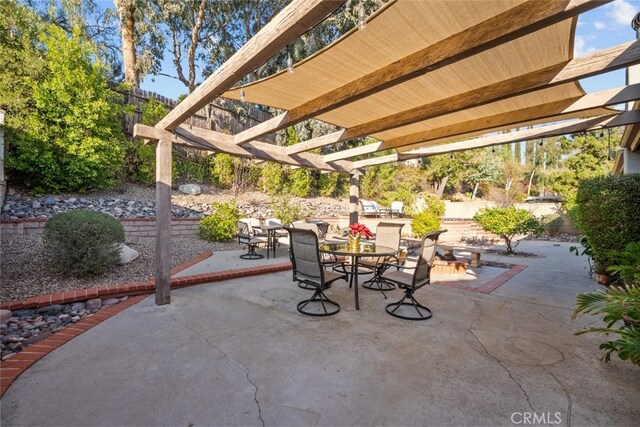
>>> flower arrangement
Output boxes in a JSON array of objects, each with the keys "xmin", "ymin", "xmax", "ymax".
[{"xmin": 349, "ymin": 223, "xmax": 373, "ymax": 239}]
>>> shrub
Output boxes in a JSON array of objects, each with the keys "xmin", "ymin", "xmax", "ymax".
[
  {"xmin": 260, "ymin": 162, "xmax": 284, "ymax": 195},
  {"xmin": 270, "ymin": 195, "xmax": 307, "ymax": 226},
  {"xmin": 473, "ymin": 207, "xmax": 542, "ymax": 254},
  {"xmin": 6, "ymin": 25, "xmax": 126, "ymax": 193},
  {"xmin": 43, "ymin": 210, "xmax": 125, "ymax": 276},
  {"xmin": 411, "ymin": 210, "xmax": 441, "ymax": 238},
  {"xmin": 198, "ymin": 201, "xmax": 240, "ymax": 241},
  {"xmin": 317, "ymin": 172, "xmax": 339, "ymax": 197},
  {"xmin": 210, "ymin": 153, "xmax": 234, "ymax": 188},
  {"xmin": 287, "ymin": 168, "xmax": 314, "ymax": 197},
  {"xmin": 576, "ymin": 174, "xmax": 640, "ymax": 272}
]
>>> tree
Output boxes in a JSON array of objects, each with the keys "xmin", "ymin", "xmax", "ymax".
[
  {"xmin": 113, "ymin": 0, "xmax": 163, "ymax": 86},
  {"xmin": 464, "ymin": 150, "xmax": 502, "ymax": 200},
  {"xmin": 473, "ymin": 207, "xmax": 543, "ymax": 254}
]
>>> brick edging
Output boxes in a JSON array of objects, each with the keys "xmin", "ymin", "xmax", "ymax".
[
  {"xmin": 0, "ymin": 295, "xmax": 147, "ymax": 398},
  {"xmin": 0, "ymin": 217, "xmax": 201, "ymax": 224},
  {"xmin": 433, "ymin": 263, "xmax": 527, "ymax": 294}
]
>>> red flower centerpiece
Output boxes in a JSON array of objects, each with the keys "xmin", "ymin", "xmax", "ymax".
[{"xmin": 348, "ymin": 223, "xmax": 372, "ymax": 252}]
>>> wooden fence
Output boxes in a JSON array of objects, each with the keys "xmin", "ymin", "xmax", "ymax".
[{"xmin": 111, "ymin": 84, "xmax": 278, "ymax": 144}]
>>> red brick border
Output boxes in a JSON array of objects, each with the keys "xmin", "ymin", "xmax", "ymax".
[
  {"xmin": 433, "ymin": 263, "xmax": 527, "ymax": 294},
  {"xmin": 0, "ymin": 295, "xmax": 146, "ymax": 398}
]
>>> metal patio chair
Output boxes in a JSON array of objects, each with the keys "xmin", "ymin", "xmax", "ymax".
[
  {"xmin": 381, "ymin": 229, "xmax": 446, "ymax": 320},
  {"xmin": 237, "ymin": 220, "xmax": 268, "ymax": 259},
  {"xmin": 285, "ymin": 227, "xmax": 347, "ymax": 317},
  {"xmin": 359, "ymin": 222, "xmax": 404, "ymax": 296}
]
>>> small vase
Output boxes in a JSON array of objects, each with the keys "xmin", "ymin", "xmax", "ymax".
[{"xmin": 348, "ymin": 234, "xmax": 361, "ymax": 252}]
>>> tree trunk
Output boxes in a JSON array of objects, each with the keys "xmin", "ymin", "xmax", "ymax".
[
  {"xmin": 114, "ymin": 0, "xmax": 138, "ymax": 86},
  {"xmin": 471, "ymin": 181, "xmax": 479, "ymax": 200},
  {"xmin": 435, "ymin": 176, "xmax": 449, "ymax": 198},
  {"xmin": 527, "ymin": 169, "xmax": 535, "ymax": 196}
]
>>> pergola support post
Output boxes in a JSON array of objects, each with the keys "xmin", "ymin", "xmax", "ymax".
[
  {"xmin": 155, "ymin": 138, "xmax": 172, "ymax": 305},
  {"xmin": 349, "ymin": 173, "xmax": 360, "ymax": 224}
]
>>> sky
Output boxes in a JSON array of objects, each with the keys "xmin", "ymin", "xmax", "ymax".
[{"xmin": 140, "ymin": 0, "xmax": 640, "ymax": 101}]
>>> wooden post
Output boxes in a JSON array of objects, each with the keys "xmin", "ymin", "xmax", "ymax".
[
  {"xmin": 155, "ymin": 138, "xmax": 172, "ymax": 305},
  {"xmin": 349, "ymin": 173, "xmax": 360, "ymax": 224}
]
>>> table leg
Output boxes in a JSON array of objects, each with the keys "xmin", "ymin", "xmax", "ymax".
[
  {"xmin": 354, "ymin": 255, "xmax": 360, "ymax": 310},
  {"xmin": 272, "ymin": 230, "xmax": 277, "ymax": 258},
  {"xmin": 266, "ymin": 230, "xmax": 271, "ymax": 259}
]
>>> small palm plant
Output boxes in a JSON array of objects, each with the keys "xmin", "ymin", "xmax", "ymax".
[
  {"xmin": 574, "ymin": 242, "xmax": 640, "ymax": 365},
  {"xmin": 573, "ymin": 285, "xmax": 640, "ymax": 365}
]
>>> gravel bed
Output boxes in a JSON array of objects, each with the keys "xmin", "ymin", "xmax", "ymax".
[{"xmin": 1, "ymin": 234, "xmax": 241, "ymax": 302}]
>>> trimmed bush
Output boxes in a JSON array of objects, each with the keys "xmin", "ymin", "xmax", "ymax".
[
  {"xmin": 198, "ymin": 201, "xmax": 240, "ymax": 241},
  {"xmin": 576, "ymin": 174, "xmax": 640, "ymax": 272},
  {"xmin": 473, "ymin": 207, "xmax": 542, "ymax": 254},
  {"xmin": 43, "ymin": 210, "xmax": 125, "ymax": 276},
  {"xmin": 270, "ymin": 195, "xmax": 308, "ymax": 226},
  {"xmin": 411, "ymin": 210, "xmax": 441, "ymax": 238}
]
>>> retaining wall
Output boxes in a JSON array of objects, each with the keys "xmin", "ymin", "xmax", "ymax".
[{"xmin": 1, "ymin": 218, "xmax": 200, "ymax": 238}]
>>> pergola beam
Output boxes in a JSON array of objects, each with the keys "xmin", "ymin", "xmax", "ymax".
[
  {"xmin": 289, "ymin": 40, "xmax": 640, "ymax": 156},
  {"xmin": 325, "ymin": 83, "xmax": 640, "ymax": 161},
  {"xmin": 133, "ymin": 124, "xmax": 353, "ymax": 173},
  {"xmin": 155, "ymin": 0, "xmax": 345, "ymax": 131},
  {"xmin": 234, "ymin": 0, "xmax": 606, "ymax": 145},
  {"xmin": 352, "ymin": 111, "xmax": 640, "ymax": 168}
]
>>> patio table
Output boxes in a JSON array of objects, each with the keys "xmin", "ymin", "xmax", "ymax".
[
  {"xmin": 319, "ymin": 242, "xmax": 397, "ymax": 310},
  {"xmin": 252, "ymin": 224, "xmax": 284, "ymax": 259}
]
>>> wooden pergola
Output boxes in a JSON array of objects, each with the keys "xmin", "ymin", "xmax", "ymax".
[{"xmin": 134, "ymin": 0, "xmax": 640, "ymax": 305}]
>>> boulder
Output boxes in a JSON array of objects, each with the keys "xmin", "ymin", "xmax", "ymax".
[
  {"xmin": 86, "ymin": 299, "xmax": 102, "ymax": 311},
  {"xmin": 178, "ymin": 184, "xmax": 202, "ymax": 195},
  {"xmin": 119, "ymin": 245, "xmax": 140, "ymax": 265}
]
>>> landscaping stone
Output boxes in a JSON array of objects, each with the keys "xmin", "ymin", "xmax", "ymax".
[
  {"xmin": 179, "ymin": 184, "xmax": 202, "ymax": 195},
  {"xmin": 86, "ymin": 299, "xmax": 102, "ymax": 311},
  {"xmin": 0, "ymin": 309, "xmax": 12, "ymax": 322},
  {"xmin": 103, "ymin": 298, "xmax": 120, "ymax": 306},
  {"xmin": 71, "ymin": 302, "xmax": 86, "ymax": 311},
  {"xmin": 119, "ymin": 245, "xmax": 140, "ymax": 265}
]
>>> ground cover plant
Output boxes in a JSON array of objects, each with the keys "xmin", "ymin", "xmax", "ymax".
[{"xmin": 198, "ymin": 201, "xmax": 240, "ymax": 241}]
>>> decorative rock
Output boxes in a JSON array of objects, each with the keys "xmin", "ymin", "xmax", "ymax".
[
  {"xmin": 179, "ymin": 184, "xmax": 202, "ymax": 195},
  {"xmin": 58, "ymin": 314, "xmax": 69, "ymax": 321},
  {"xmin": 71, "ymin": 316, "xmax": 80, "ymax": 322},
  {"xmin": 13, "ymin": 310, "xmax": 35, "ymax": 318},
  {"xmin": 86, "ymin": 299, "xmax": 102, "ymax": 311},
  {"xmin": 119, "ymin": 245, "xmax": 140, "ymax": 265},
  {"xmin": 0, "ymin": 310, "xmax": 12, "ymax": 323},
  {"xmin": 119, "ymin": 296, "xmax": 129, "ymax": 302},
  {"xmin": 103, "ymin": 298, "xmax": 120, "ymax": 306},
  {"xmin": 32, "ymin": 200, "xmax": 41, "ymax": 209},
  {"xmin": 43, "ymin": 195, "xmax": 56, "ymax": 206},
  {"xmin": 71, "ymin": 302, "xmax": 86, "ymax": 311}
]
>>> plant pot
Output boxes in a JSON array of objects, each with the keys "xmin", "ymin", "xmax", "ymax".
[
  {"xmin": 348, "ymin": 234, "xmax": 361, "ymax": 252},
  {"xmin": 595, "ymin": 273, "xmax": 610, "ymax": 286}
]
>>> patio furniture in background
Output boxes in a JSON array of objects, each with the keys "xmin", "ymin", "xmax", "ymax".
[
  {"xmin": 319, "ymin": 241, "xmax": 397, "ymax": 310},
  {"xmin": 390, "ymin": 201, "xmax": 404, "ymax": 218},
  {"xmin": 381, "ymin": 229, "xmax": 446, "ymax": 320},
  {"xmin": 286, "ymin": 227, "xmax": 347, "ymax": 317},
  {"xmin": 359, "ymin": 222, "xmax": 405, "ymax": 296},
  {"xmin": 237, "ymin": 221, "xmax": 268, "ymax": 259},
  {"xmin": 252, "ymin": 223, "xmax": 284, "ymax": 259},
  {"xmin": 293, "ymin": 220, "xmax": 336, "ymax": 270},
  {"xmin": 240, "ymin": 217, "xmax": 267, "ymax": 237},
  {"xmin": 360, "ymin": 200, "xmax": 388, "ymax": 217}
]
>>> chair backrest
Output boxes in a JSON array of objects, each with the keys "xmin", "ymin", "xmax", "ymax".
[
  {"xmin": 391, "ymin": 201, "xmax": 404, "ymax": 213},
  {"xmin": 413, "ymin": 229, "xmax": 447, "ymax": 288},
  {"xmin": 240, "ymin": 217, "xmax": 261, "ymax": 228},
  {"xmin": 237, "ymin": 221, "xmax": 252, "ymax": 243},
  {"xmin": 359, "ymin": 200, "xmax": 377, "ymax": 214},
  {"xmin": 285, "ymin": 227, "xmax": 324, "ymax": 282},
  {"xmin": 292, "ymin": 221, "xmax": 319, "ymax": 235},
  {"xmin": 375, "ymin": 222, "xmax": 404, "ymax": 250}
]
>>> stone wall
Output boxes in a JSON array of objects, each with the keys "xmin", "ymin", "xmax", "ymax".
[{"xmin": 1, "ymin": 218, "xmax": 200, "ymax": 238}]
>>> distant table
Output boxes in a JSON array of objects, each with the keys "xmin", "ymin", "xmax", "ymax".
[
  {"xmin": 318, "ymin": 242, "xmax": 397, "ymax": 310},
  {"xmin": 253, "ymin": 224, "xmax": 283, "ymax": 259}
]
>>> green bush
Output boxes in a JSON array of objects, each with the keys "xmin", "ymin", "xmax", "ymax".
[
  {"xmin": 411, "ymin": 210, "xmax": 441, "ymax": 238},
  {"xmin": 473, "ymin": 207, "xmax": 542, "ymax": 254},
  {"xmin": 287, "ymin": 168, "xmax": 314, "ymax": 197},
  {"xmin": 198, "ymin": 201, "xmax": 240, "ymax": 241},
  {"xmin": 43, "ymin": 210, "xmax": 125, "ymax": 276},
  {"xmin": 423, "ymin": 195, "xmax": 445, "ymax": 217},
  {"xmin": 576, "ymin": 174, "xmax": 640, "ymax": 272},
  {"xmin": 270, "ymin": 195, "xmax": 307, "ymax": 226},
  {"xmin": 260, "ymin": 162, "xmax": 284, "ymax": 195},
  {"xmin": 317, "ymin": 172, "xmax": 339, "ymax": 197},
  {"xmin": 210, "ymin": 153, "xmax": 234, "ymax": 188},
  {"xmin": 173, "ymin": 151, "xmax": 210, "ymax": 184},
  {"xmin": 6, "ymin": 25, "xmax": 126, "ymax": 193}
]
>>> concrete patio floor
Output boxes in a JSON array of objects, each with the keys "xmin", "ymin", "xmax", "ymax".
[{"xmin": 1, "ymin": 241, "xmax": 639, "ymax": 426}]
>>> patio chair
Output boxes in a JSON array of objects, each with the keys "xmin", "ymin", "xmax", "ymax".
[
  {"xmin": 292, "ymin": 221, "xmax": 338, "ymax": 277},
  {"xmin": 390, "ymin": 201, "xmax": 404, "ymax": 218},
  {"xmin": 285, "ymin": 227, "xmax": 347, "ymax": 317},
  {"xmin": 266, "ymin": 217, "xmax": 288, "ymax": 244},
  {"xmin": 237, "ymin": 221, "xmax": 268, "ymax": 259},
  {"xmin": 240, "ymin": 217, "xmax": 267, "ymax": 237},
  {"xmin": 380, "ymin": 229, "xmax": 446, "ymax": 320},
  {"xmin": 359, "ymin": 223, "xmax": 404, "ymax": 296}
]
